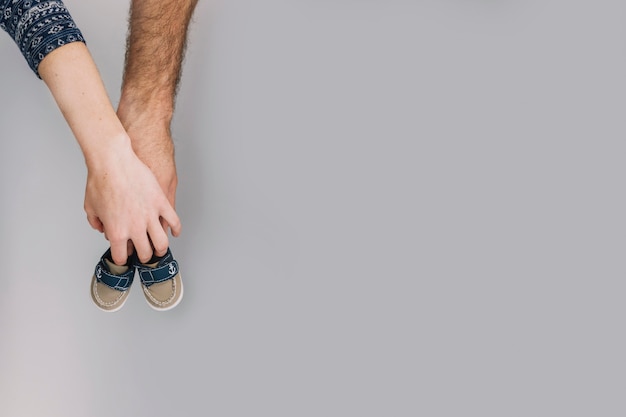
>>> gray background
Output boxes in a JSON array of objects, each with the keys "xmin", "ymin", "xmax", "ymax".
[{"xmin": 1, "ymin": 0, "xmax": 625, "ymax": 415}]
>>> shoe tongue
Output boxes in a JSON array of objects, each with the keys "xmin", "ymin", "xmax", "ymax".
[{"xmin": 104, "ymin": 258, "xmax": 130, "ymax": 275}]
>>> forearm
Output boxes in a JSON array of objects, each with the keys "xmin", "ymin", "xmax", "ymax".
[
  {"xmin": 118, "ymin": 0, "xmax": 198, "ymax": 128},
  {"xmin": 39, "ymin": 42, "xmax": 132, "ymax": 167},
  {"xmin": 1, "ymin": 0, "xmax": 84, "ymax": 77},
  {"xmin": 116, "ymin": 0, "xmax": 198, "ymax": 209}
]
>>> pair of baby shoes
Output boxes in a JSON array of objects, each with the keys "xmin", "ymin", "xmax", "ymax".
[{"xmin": 90, "ymin": 248, "xmax": 183, "ymax": 312}]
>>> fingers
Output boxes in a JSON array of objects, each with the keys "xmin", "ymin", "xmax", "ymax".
[
  {"xmin": 91, "ymin": 208, "xmax": 175, "ymax": 264},
  {"xmin": 148, "ymin": 221, "xmax": 169, "ymax": 257},
  {"xmin": 87, "ymin": 213, "xmax": 104, "ymax": 233},
  {"xmin": 107, "ymin": 231, "xmax": 164, "ymax": 265},
  {"xmin": 132, "ymin": 199, "xmax": 176, "ymax": 262},
  {"xmin": 160, "ymin": 217, "xmax": 170, "ymax": 235},
  {"xmin": 160, "ymin": 202, "xmax": 182, "ymax": 237},
  {"xmin": 132, "ymin": 231, "xmax": 154, "ymax": 264},
  {"xmin": 109, "ymin": 237, "xmax": 130, "ymax": 266}
]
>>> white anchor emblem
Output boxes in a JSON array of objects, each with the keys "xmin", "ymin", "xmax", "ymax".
[
  {"xmin": 168, "ymin": 264, "xmax": 177, "ymax": 275},
  {"xmin": 96, "ymin": 266, "xmax": 102, "ymax": 279}
]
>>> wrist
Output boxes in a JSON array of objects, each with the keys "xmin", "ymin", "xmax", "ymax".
[
  {"xmin": 117, "ymin": 98, "xmax": 175, "ymax": 157},
  {"xmin": 118, "ymin": 89, "xmax": 174, "ymax": 128},
  {"xmin": 84, "ymin": 133, "xmax": 135, "ymax": 172}
]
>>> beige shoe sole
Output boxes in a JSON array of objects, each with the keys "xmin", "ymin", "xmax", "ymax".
[{"xmin": 141, "ymin": 272, "xmax": 183, "ymax": 311}]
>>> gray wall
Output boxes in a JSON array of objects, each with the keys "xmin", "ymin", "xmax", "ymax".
[{"xmin": 1, "ymin": 0, "xmax": 625, "ymax": 415}]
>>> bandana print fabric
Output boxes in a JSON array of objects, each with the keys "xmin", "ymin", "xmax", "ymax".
[{"xmin": 1, "ymin": 0, "xmax": 84, "ymax": 78}]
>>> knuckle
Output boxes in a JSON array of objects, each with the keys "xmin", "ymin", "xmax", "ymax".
[
  {"xmin": 108, "ymin": 233, "xmax": 126, "ymax": 245},
  {"xmin": 153, "ymin": 240, "xmax": 168, "ymax": 254},
  {"xmin": 170, "ymin": 216, "xmax": 181, "ymax": 229},
  {"xmin": 138, "ymin": 251, "xmax": 153, "ymax": 264},
  {"xmin": 111, "ymin": 252, "xmax": 127, "ymax": 265}
]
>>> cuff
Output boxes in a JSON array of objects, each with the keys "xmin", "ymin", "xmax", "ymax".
[{"xmin": 1, "ymin": 0, "xmax": 85, "ymax": 78}]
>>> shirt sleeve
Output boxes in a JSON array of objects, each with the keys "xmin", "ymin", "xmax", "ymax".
[{"xmin": 1, "ymin": 0, "xmax": 85, "ymax": 78}]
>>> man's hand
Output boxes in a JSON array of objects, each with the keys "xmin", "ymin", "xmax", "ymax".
[{"xmin": 84, "ymin": 134, "xmax": 181, "ymax": 264}]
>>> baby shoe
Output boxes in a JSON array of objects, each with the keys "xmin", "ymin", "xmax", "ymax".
[
  {"xmin": 134, "ymin": 248, "xmax": 183, "ymax": 311},
  {"xmin": 90, "ymin": 249, "xmax": 135, "ymax": 312}
]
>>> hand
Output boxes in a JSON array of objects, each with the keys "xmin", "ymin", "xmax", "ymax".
[
  {"xmin": 117, "ymin": 107, "xmax": 178, "ymax": 233},
  {"xmin": 84, "ymin": 134, "xmax": 181, "ymax": 265}
]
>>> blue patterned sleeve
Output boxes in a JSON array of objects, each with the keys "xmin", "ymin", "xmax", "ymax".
[{"xmin": 1, "ymin": 0, "xmax": 85, "ymax": 78}]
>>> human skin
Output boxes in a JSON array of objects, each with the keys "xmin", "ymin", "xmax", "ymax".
[
  {"xmin": 38, "ymin": 42, "xmax": 181, "ymax": 265},
  {"xmin": 117, "ymin": 0, "xmax": 199, "ymax": 229}
]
